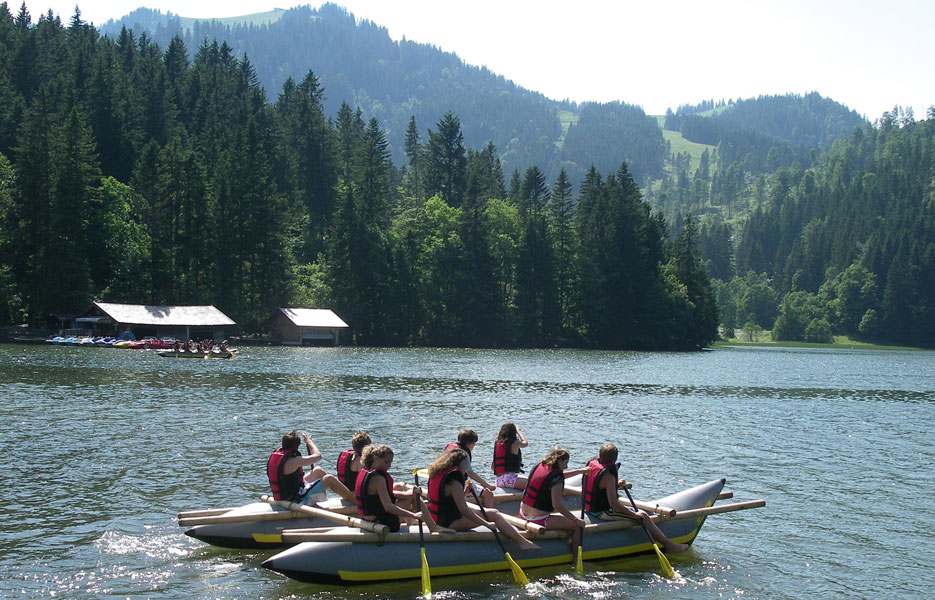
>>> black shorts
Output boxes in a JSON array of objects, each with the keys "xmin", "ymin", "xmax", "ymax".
[{"xmin": 373, "ymin": 513, "xmax": 401, "ymax": 532}]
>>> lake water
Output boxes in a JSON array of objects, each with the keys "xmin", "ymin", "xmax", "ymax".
[{"xmin": 1, "ymin": 344, "xmax": 932, "ymax": 599}]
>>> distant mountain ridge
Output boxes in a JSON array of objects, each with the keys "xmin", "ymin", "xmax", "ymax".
[{"xmin": 102, "ymin": 3, "xmax": 864, "ymax": 187}]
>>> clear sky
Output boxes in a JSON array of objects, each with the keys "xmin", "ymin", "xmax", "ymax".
[{"xmin": 23, "ymin": 0, "xmax": 934, "ymax": 120}]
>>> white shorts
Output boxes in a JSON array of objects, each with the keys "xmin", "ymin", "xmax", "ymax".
[{"xmin": 296, "ymin": 478, "xmax": 327, "ymax": 505}]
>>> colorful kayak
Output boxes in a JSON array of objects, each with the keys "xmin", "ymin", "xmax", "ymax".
[{"xmin": 262, "ymin": 478, "xmax": 761, "ymax": 585}]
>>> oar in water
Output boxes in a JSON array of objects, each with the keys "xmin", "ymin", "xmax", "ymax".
[
  {"xmin": 468, "ymin": 487, "xmax": 529, "ymax": 585},
  {"xmin": 576, "ymin": 467, "xmax": 588, "ymax": 574},
  {"xmin": 622, "ymin": 485, "xmax": 675, "ymax": 578},
  {"xmin": 413, "ymin": 469, "xmax": 432, "ymax": 598}
]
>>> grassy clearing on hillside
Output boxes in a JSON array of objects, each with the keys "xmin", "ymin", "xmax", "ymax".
[
  {"xmin": 554, "ymin": 109, "xmax": 579, "ymax": 149},
  {"xmin": 177, "ymin": 8, "xmax": 286, "ymax": 29},
  {"xmin": 662, "ymin": 129, "xmax": 715, "ymax": 174}
]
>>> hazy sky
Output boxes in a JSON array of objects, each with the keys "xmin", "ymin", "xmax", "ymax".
[{"xmin": 24, "ymin": 0, "xmax": 933, "ymax": 119}]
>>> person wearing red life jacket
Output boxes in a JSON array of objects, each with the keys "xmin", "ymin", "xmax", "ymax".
[
  {"xmin": 582, "ymin": 443, "xmax": 689, "ymax": 553},
  {"xmin": 336, "ymin": 430, "xmax": 371, "ymax": 490},
  {"xmin": 267, "ymin": 430, "xmax": 356, "ymax": 505},
  {"xmin": 445, "ymin": 429, "xmax": 495, "ymax": 508},
  {"xmin": 355, "ymin": 444, "xmax": 449, "ymax": 533},
  {"xmin": 428, "ymin": 447, "xmax": 539, "ymax": 551},
  {"xmin": 491, "ymin": 423, "xmax": 527, "ymax": 489},
  {"xmin": 519, "ymin": 447, "xmax": 588, "ymax": 563}
]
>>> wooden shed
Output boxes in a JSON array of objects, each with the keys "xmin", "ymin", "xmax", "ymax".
[
  {"xmin": 79, "ymin": 301, "xmax": 236, "ymax": 341},
  {"xmin": 269, "ymin": 308, "xmax": 348, "ymax": 346}
]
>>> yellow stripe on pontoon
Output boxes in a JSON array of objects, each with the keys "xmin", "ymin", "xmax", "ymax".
[
  {"xmin": 338, "ymin": 555, "xmax": 569, "ymax": 582},
  {"xmin": 579, "ymin": 528, "xmax": 697, "ymax": 561},
  {"xmin": 336, "ymin": 523, "xmax": 703, "ymax": 580},
  {"xmin": 252, "ymin": 533, "xmax": 283, "ymax": 544}
]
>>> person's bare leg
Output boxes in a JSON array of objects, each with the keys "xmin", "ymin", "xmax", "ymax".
[
  {"xmin": 643, "ymin": 513, "xmax": 689, "ymax": 552},
  {"xmin": 317, "ymin": 472, "xmax": 356, "ymax": 504},
  {"xmin": 489, "ymin": 509, "xmax": 540, "ymax": 551},
  {"xmin": 481, "ymin": 488, "xmax": 494, "ymax": 508}
]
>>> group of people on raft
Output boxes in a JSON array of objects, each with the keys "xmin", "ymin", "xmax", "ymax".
[
  {"xmin": 266, "ymin": 423, "xmax": 688, "ymax": 562},
  {"xmin": 172, "ymin": 339, "xmax": 230, "ymax": 354}
]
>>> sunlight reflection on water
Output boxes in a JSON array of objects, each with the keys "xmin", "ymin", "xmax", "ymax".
[{"xmin": 1, "ymin": 344, "xmax": 933, "ymax": 599}]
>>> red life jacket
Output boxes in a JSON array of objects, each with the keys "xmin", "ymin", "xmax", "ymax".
[
  {"xmin": 267, "ymin": 446, "xmax": 303, "ymax": 501},
  {"xmin": 582, "ymin": 458, "xmax": 619, "ymax": 513},
  {"xmin": 336, "ymin": 449, "xmax": 357, "ymax": 489},
  {"xmin": 444, "ymin": 442, "xmax": 472, "ymax": 460},
  {"xmin": 355, "ymin": 468, "xmax": 396, "ymax": 519},
  {"xmin": 492, "ymin": 438, "xmax": 523, "ymax": 475},
  {"xmin": 522, "ymin": 462, "xmax": 564, "ymax": 512},
  {"xmin": 428, "ymin": 465, "xmax": 466, "ymax": 524}
]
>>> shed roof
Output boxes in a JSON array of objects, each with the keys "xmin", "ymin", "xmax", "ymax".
[
  {"xmin": 94, "ymin": 302, "xmax": 236, "ymax": 326},
  {"xmin": 278, "ymin": 308, "xmax": 348, "ymax": 328}
]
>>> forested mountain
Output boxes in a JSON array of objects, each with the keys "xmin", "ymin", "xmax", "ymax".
[
  {"xmin": 664, "ymin": 94, "xmax": 865, "ymax": 173},
  {"xmin": 100, "ymin": 3, "xmax": 666, "ymax": 187},
  {"xmin": 3, "ymin": 2, "xmax": 931, "ymax": 349},
  {"xmin": 731, "ymin": 114, "xmax": 935, "ymax": 347},
  {"xmin": 654, "ymin": 95, "xmax": 935, "ymax": 348},
  {"xmin": 0, "ymin": 4, "xmax": 718, "ymax": 349}
]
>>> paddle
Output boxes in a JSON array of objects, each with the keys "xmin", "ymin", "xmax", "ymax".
[
  {"xmin": 576, "ymin": 467, "xmax": 588, "ymax": 574},
  {"xmin": 413, "ymin": 469, "xmax": 432, "ymax": 598},
  {"xmin": 622, "ymin": 485, "xmax": 675, "ymax": 578},
  {"xmin": 468, "ymin": 487, "xmax": 529, "ymax": 585}
]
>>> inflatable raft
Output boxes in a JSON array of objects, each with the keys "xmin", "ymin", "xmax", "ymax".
[
  {"xmin": 158, "ymin": 349, "xmax": 236, "ymax": 359},
  {"xmin": 180, "ymin": 477, "xmax": 668, "ymax": 550},
  {"xmin": 262, "ymin": 478, "xmax": 762, "ymax": 585},
  {"xmin": 180, "ymin": 497, "xmax": 356, "ymax": 549}
]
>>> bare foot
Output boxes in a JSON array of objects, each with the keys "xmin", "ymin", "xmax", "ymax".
[
  {"xmin": 435, "ymin": 526, "xmax": 456, "ymax": 534},
  {"xmin": 665, "ymin": 542, "xmax": 690, "ymax": 553},
  {"xmin": 518, "ymin": 540, "xmax": 541, "ymax": 552}
]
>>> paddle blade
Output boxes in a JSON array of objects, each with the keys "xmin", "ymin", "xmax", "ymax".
[
  {"xmin": 420, "ymin": 547, "xmax": 432, "ymax": 597},
  {"xmin": 504, "ymin": 552, "xmax": 529, "ymax": 586},
  {"xmin": 575, "ymin": 545, "xmax": 584, "ymax": 574},
  {"xmin": 653, "ymin": 543, "xmax": 675, "ymax": 579}
]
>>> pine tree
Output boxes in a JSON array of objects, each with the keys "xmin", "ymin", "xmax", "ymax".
[
  {"xmin": 12, "ymin": 88, "xmax": 55, "ymax": 325},
  {"xmin": 549, "ymin": 167, "xmax": 576, "ymax": 329},
  {"xmin": 671, "ymin": 214, "xmax": 719, "ymax": 347},
  {"xmin": 426, "ymin": 111, "xmax": 466, "ymax": 207}
]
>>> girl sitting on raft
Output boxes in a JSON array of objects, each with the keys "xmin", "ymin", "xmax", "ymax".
[
  {"xmin": 519, "ymin": 446, "xmax": 587, "ymax": 563},
  {"xmin": 445, "ymin": 429, "xmax": 495, "ymax": 508},
  {"xmin": 355, "ymin": 444, "xmax": 446, "ymax": 533},
  {"xmin": 336, "ymin": 430, "xmax": 371, "ymax": 490},
  {"xmin": 491, "ymin": 422, "xmax": 527, "ymax": 489},
  {"xmin": 428, "ymin": 448, "xmax": 540, "ymax": 551}
]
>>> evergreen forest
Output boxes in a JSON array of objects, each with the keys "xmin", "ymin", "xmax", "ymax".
[
  {"xmin": 2, "ymin": 3, "xmax": 934, "ymax": 349},
  {"xmin": 0, "ymin": 4, "xmax": 717, "ymax": 349}
]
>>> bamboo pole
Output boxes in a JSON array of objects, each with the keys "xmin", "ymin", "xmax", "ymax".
[
  {"xmin": 281, "ymin": 528, "xmax": 569, "ymax": 544},
  {"xmin": 652, "ymin": 499, "xmax": 765, "ymax": 524},
  {"xmin": 464, "ymin": 501, "xmax": 546, "ymax": 535},
  {"xmin": 569, "ymin": 498, "xmax": 766, "ymax": 534},
  {"xmin": 178, "ymin": 502, "xmax": 357, "ymax": 527},
  {"xmin": 278, "ymin": 498, "xmax": 766, "ymax": 543},
  {"xmin": 179, "ymin": 510, "xmax": 303, "ymax": 527},
  {"xmin": 177, "ymin": 507, "xmax": 238, "ymax": 519},
  {"xmin": 261, "ymin": 495, "xmax": 389, "ymax": 535}
]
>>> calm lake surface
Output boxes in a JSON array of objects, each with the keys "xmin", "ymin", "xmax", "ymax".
[{"xmin": 1, "ymin": 344, "xmax": 932, "ymax": 599}]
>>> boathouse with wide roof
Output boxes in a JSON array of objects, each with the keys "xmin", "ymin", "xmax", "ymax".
[
  {"xmin": 269, "ymin": 308, "xmax": 348, "ymax": 346},
  {"xmin": 77, "ymin": 301, "xmax": 236, "ymax": 341}
]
